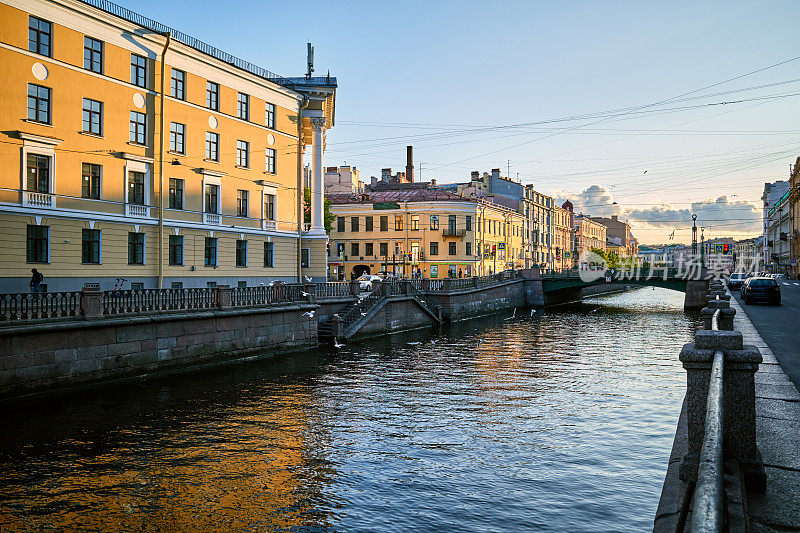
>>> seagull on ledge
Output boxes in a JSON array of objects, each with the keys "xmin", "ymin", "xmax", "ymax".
[{"xmin": 303, "ymin": 310, "xmax": 315, "ymax": 318}]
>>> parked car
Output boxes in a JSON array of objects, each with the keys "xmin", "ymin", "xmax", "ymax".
[
  {"xmin": 741, "ymin": 277, "xmax": 781, "ymax": 305},
  {"xmin": 728, "ymin": 272, "xmax": 749, "ymax": 290},
  {"xmin": 357, "ymin": 274, "xmax": 382, "ymax": 291}
]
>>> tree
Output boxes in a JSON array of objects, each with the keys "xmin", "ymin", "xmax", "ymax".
[{"xmin": 303, "ymin": 188, "xmax": 335, "ymax": 234}]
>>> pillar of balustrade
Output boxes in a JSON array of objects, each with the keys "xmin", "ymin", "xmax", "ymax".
[
  {"xmin": 678, "ymin": 303, "xmax": 765, "ymax": 492},
  {"xmin": 216, "ymin": 285, "xmax": 232, "ymax": 309},
  {"xmin": 349, "ymin": 280, "xmax": 360, "ymax": 298},
  {"xmin": 80, "ymin": 285, "xmax": 103, "ymax": 319}
]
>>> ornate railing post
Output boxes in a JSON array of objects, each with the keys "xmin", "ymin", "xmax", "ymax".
[
  {"xmin": 80, "ymin": 285, "xmax": 103, "ymax": 319},
  {"xmin": 216, "ymin": 285, "xmax": 232, "ymax": 309},
  {"xmin": 349, "ymin": 279, "xmax": 360, "ymax": 297}
]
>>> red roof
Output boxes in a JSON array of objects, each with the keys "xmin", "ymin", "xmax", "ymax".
[{"xmin": 328, "ymin": 189, "xmax": 466, "ymax": 205}]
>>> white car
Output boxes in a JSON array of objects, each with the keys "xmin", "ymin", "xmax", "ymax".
[{"xmin": 357, "ymin": 275, "xmax": 382, "ymax": 291}]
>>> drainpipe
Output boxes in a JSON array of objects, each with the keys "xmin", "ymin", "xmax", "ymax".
[
  {"xmin": 157, "ymin": 33, "xmax": 171, "ymax": 289},
  {"xmin": 296, "ymin": 96, "xmax": 310, "ymax": 283}
]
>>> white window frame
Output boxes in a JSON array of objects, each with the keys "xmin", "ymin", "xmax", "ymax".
[
  {"xmin": 262, "ymin": 184, "xmax": 278, "ymax": 230},
  {"xmin": 19, "ymin": 132, "xmax": 61, "ymax": 208},
  {"xmin": 202, "ymin": 174, "xmax": 222, "ymax": 225},
  {"xmin": 122, "ymin": 154, "xmax": 152, "ymax": 218}
]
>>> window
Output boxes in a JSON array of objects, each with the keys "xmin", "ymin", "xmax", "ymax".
[
  {"xmin": 82, "ymin": 229, "xmax": 101, "ymax": 264},
  {"xmin": 83, "ymin": 37, "xmax": 103, "ymax": 73},
  {"xmin": 430, "ymin": 215, "xmax": 439, "ymax": 230},
  {"xmin": 128, "ymin": 171, "xmax": 145, "ymax": 205},
  {"xmin": 81, "ymin": 98, "xmax": 102, "ymax": 135},
  {"xmin": 170, "ymin": 69, "xmax": 185, "ymax": 99},
  {"xmin": 448, "ymin": 215, "xmax": 457, "ymax": 233},
  {"xmin": 351, "ymin": 242, "xmax": 359, "ymax": 257},
  {"xmin": 205, "ymin": 132, "xmax": 219, "ymax": 161},
  {"xmin": 29, "ymin": 16, "xmax": 52, "ymax": 57},
  {"xmin": 206, "ymin": 281, "xmax": 217, "ymax": 288},
  {"xmin": 169, "ymin": 122, "xmax": 185, "ymax": 154},
  {"xmin": 206, "ymin": 81, "xmax": 219, "ymax": 110},
  {"xmin": 430, "ymin": 242, "xmax": 439, "ymax": 256},
  {"xmin": 365, "ymin": 216, "xmax": 373, "ymax": 232},
  {"xmin": 238, "ymin": 281, "xmax": 247, "ymax": 288},
  {"xmin": 265, "ymin": 102, "xmax": 275, "ymax": 128},
  {"xmin": 466, "ymin": 242, "xmax": 472, "ymax": 256},
  {"xmin": 466, "ymin": 215, "xmax": 472, "ymax": 232},
  {"xmin": 301, "ymin": 248, "xmax": 310, "ymax": 268},
  {"xmin": 169, "ymin": 235, "xmax": 183, "ymax": 265},
  {"xmin": 411, "ymin": 215, "xmax": 419, "ymax": 231},
  {"xmin": 335, "ymin": 242, "xmax": 345, "ymax": 257},
  {"xmin": 449, "ymin": 242, "xmax": 457, "ymax": 256},
  {"xmin": 365, "ymin": 242, "xmax": 374, "ymax": 256},
  {"xmin": 130, "ymin": 111, "xmax": 146, "ymax": 144},
  {"xmin": 237, "ymin": 189, "xmax": 249, "ymax": 217},
  {"xmin": 264, "ymin": 242, "xmax": 274, "ymax": 267},
  {"xmin": 168, "ymin": 178, "xmax": 183, "ymax": 209},
  {"xmin": 27, "ymin": 84, "xmax": 50, "ymax": 124},
  {"xmin": 131, "ymin": 54, "xmax": 147, "ymax": 87},
  {"xmin": 237, "ymin": 92, "xmax": 249, "ymax": 120},
  {"xmin": 171, "ymin": 282, "xmax": 183, "ymax": 289},
  {"xmin": 337, "ymin": 217, "xmax": 345, "ymax": 232},
  {"xmin": 236, "ymin": 140, "xmax": 249, "ymax": 167},
  {"xmin": 81, "ymin": 163, "xmax": 101, "ymax": 199},
  {"xmin": 26, "ymin": 154, "xmax": 49, "ymax": 192},
  {"xmin": 265, "ymin": 148, "xmax": 276, "ymax": 174},
  {"xmin": 351, "ymin": 217, "xmax": 359, "ymax": 232},
  {"xmin": 204, "ymin": 237, "xmax": 217, "ymax": 266},
  {"xmin": 27, "ymin": 225, "xmax": 49, "ymax": 263},
  {"xmin": 205, "ymin": 184, "xmax": 219, "ymax": 213},
  {"xmin": 395, "ymin": 215, "xmax": 403, "ymax": 231},
  {"xmin": 265, "ymin": 194, "xmax": 276, "ymax": 220},
  {"xmin": 380, "ymin": 216, "xmax": 388, "ymax": 231},
  {"xmin": 236, "ymin": 240, "xmax": 247, "ymax": 267},
  {"xmin": 128, "ymin": 232, "xmax": 144, "ymax": 265},
  {"xmin": 379, "ymin": 242, "xmax": 388, "ymax": 257}
]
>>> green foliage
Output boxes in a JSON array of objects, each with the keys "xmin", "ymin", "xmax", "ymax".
[{"xmin": 304, "ymin": 188, "xmax": 335, "ymax": 234}]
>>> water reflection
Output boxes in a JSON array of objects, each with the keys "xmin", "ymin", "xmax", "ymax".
[{"xmin": 0, "ymin": 288, "xmax": 699, "ymax": 532}]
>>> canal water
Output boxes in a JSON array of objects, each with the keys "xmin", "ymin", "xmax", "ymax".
[{"xmin": 0, "ymin": 288, "xmax": 699, "ymax": 532}]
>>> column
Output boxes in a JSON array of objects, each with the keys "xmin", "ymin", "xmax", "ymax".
[{"xmin": 310, "ymin": 117, "xmax": 326, "ymax": 234}]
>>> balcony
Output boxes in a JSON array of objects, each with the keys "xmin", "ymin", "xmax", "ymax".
[
  {"xmin": 442, "ymin": 228, "xmax": 467, "ymax": 238},
  {"xmin": 204, "ymin": 213, "xmax": 221, "ymax": 225},
  {"xmin": 23, "ymin": 191, "xmax": 55, "ymax": 208},
  {"xmin": 303, "ymin": 223, "xmax": 312, "ymax": 232},
  {"xmin": 126, "ymin": 203, "xmax": 149, "ymax": 218},
  {"xmin": 263, "ymin": 219, "xmax": 277, "ymax": 231}
]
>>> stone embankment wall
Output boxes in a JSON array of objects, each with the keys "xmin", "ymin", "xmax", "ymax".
[
  {"xmin": 355, "ymin": 296, "xmax": 437, "ymax": 339},
  {"xmin": 425, "ymin": 280, "xmax": 528, "ymax": 322},
  {"xmin": 0, "ymin": 303, "xmax": 317, "ymax": 401}
]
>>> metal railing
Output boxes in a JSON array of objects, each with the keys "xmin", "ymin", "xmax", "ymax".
[
  {"xmin": 230, "ymin": 285, "xmax": 305, "ymax": 307},
  {"xmin": 317, "ymin": 282, "xmax": 350, "ymax": 298},
  {"xmin": 339, "ymin": 289, "xmax": 385, "ymax": 332},
  {"xmin": 103, "ymin": 288, "xmax": 217, "ymax": 315},
  {"xmin": 0, "ymin": 291, "xmax": 81, "ymax": 321},
  {"xmin": 691, "ymin": 304, "xmax": 724, "ymax": 532},
  {"xmin": 78, "ymin": 0, "xmax": 284, "ymax": 82}
]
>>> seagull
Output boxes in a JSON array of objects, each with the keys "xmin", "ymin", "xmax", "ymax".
[
  {"xmin": 360, "ymin": 312, "xmax": 367, "ymax": 317},
  {"xmin": 333, "ymin": 338, "xmax": 344, "ymax": 348},
  {"xmin": 301, "ymin": 291, "xmax": 310, "ymax": 297},
  {"xmin": 259, "ymin": 282, "xmax": 265, "ymax": 286},
  {"xmin": 407, "ymin": 341, "xmax": 421, "ymax": 346},
  {"xmin": 304, "ymin": 276, "xmax": 312, "ymax": 282},
  {"xmin": 643, "ymin": 170, "xmax": 648, "ymax": 174},
  {"xmin": 476, "ymin": 339, "xmax": 484, "ymax": 347},
  {"xmin": 590, "ymin": 307, "xmax": 599, "ymax": 314},
  {"xmin": 504, "ymin": 308, "xmax": 517, "ymax": 320},
  {"xmin": 431, "ymin": 340, "xmax": 436, "ymax": 345},
  {"xmin": 303, "ymin": 310, "xmax": 315, "ymax": 318},
  {"xmin": 530, "ymin": 309, "xmax": 536, "ymax": 316}
]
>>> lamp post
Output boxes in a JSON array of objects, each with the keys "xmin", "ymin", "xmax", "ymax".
[{"xmin": 691, "ymin": 214, "xmax": 697, "ymax": 259}]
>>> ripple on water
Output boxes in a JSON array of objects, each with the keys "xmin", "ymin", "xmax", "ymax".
[{"xmin": 0, "ymin": 288, "xmax": 699, "ymax": 532}]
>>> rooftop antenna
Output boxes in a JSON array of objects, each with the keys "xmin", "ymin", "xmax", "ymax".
[{"xmin": 306, "ymin": 42, "xmax": 314, "ymax": 78}]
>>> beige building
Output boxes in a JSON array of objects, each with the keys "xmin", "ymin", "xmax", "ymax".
[
  {"xmin": 327, "ymin": 188, "xmax": 525, "ymax": 280},
  {"xmin": 591, "ymin": 215, "xmax": 639, "ymax": 257},
  {"xmin": 325, "ymin": 165, "xmax": 363, "ymax": 195},
  {"xmin": 552, "ymin": 203, "xmax": 574, "ymax": 271},
  {"xmin": 1, "ymin": 0, "xmax": 336, "ymax": 292},
  {"xmin": 574, "ymin": 215, "xmax": 607, "ymax": 264},
  {"xmin": 791, "ymin": 157, "xmax": 800, "ymax": 278}
]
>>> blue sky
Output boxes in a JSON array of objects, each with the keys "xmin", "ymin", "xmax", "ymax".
[{"xmin": 127, "ymin": 0, "xmax": 800, "ymax": 243}]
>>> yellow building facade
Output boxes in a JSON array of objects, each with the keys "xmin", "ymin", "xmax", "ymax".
[
  {"xmin": 574, "ymin": 215, "xmax": 607, "ymax": 265},
  {"xmin": 0, "ymin": 0, "xmax": 335, "ymax": 291},
  {"xmin": 328, "ymin": 191, "xmax": 525, "ymax": 280}
]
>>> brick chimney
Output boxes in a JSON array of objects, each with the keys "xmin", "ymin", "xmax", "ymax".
[{"xmin": 406, "ymin": 146, "xmax": 414, "ymax": 182}]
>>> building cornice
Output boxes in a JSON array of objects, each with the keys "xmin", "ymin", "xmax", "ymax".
[{"xmin": 17, "ymin": 131, "xmax": 63, "ymax": 146}]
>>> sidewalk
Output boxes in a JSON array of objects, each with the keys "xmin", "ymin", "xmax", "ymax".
[{"xmin": 729, "ymin": 296, "xmax": 800, "ymax": 531}]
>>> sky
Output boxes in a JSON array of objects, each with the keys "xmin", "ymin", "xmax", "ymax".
[{"xmin": 127, "ymin": 0, "xmax": 800, "ymax": 244}]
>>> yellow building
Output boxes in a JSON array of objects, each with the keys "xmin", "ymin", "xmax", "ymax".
[
  {"xmin": 328, "ymin": 189, "xmax": 525, "ymax": 280},
  {"xmin": 574, "ymin": 214, "xmax": 606, "ymax": 264},
  {"xmin": 552, "ymin": 203, "xmax": 574, "ymax": 271},
  {"xmin": 0, "ymin": 0, "xmax": 336, "ymax": 292}
]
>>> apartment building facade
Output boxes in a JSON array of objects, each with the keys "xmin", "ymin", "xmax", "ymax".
[
  {"xmin": 791, "ymin": 157, "xmax": 800, "ymax": 278},
  {"xmin": 327, "ymin": 189, "xmax": 525, "ymax": 280},
  {"xmin": 1, "ymin": 0, "xmax": 336, "ymax": 291},
  {"xmin": 573, "ymin": 215, "xmax": 607, "ymax": 264}
]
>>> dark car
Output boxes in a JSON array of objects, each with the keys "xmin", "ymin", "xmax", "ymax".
[
  {"xmin": 728, "ymin": 272, "xmax": 748, "ymax": 289},
  {"xmin": 741, "ymin": 277, "xmax": 781, "ymax": 305}
]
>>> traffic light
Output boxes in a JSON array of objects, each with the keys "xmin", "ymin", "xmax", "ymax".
[{"xmin": 723, "ymin": 243, "xmax": 730, "ymax": 254}]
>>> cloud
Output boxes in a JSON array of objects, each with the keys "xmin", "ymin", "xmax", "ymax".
[{"xmin": 553, "ymin": 185, "xmax": 761, "ymax": 235}]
